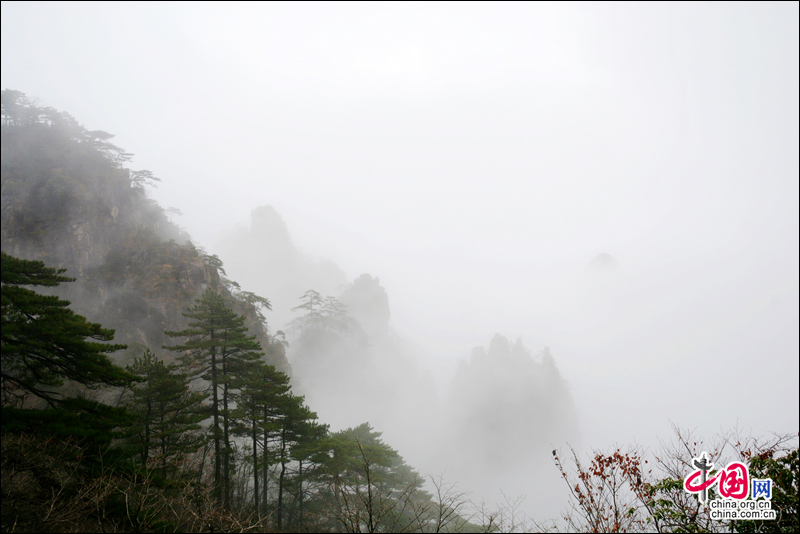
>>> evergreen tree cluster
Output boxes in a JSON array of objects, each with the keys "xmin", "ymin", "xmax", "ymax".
[
  {"xmin": 1, "ymin": 252, "xmax": 446, "ymax": 532},
  {"xmin": 1, "ymin": 89, "xmax": 166, "ymax": 249},
  {"xmin": 3, "ymin": 90, "xmax": 795, "ymax": 533},
  {"xmin": 1, "ymin": 252, "xmax": 132, "ymax": 407},
  {"xmin": 1, "ymin": 89, "xmax": 290, "ymax": 370}
]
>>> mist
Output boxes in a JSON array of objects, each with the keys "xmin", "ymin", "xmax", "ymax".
[{"xmin": 2, "ymin": 1, "xmax": 797, "ymax": 523}]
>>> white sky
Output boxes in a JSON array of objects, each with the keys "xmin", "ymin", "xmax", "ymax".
[{"xmin": 3, "ymin": 2, "xmax": 798, "ymax": 453}]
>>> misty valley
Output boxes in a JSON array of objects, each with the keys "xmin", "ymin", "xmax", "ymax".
[{"xmin": 1, "ymin": 92, "xmax": 796, "ymax": 533}]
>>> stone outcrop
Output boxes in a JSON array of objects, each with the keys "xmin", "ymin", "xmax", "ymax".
[
  {"xmin": 339, "ymin": 273, "xmax": 391, "ymax": 342},
  {"xmin": 1, "ymin": 116, "xmax": 289, "ymax": 372},
  {"xmin": 213, "ymin": 205, "xmax": 348, "ymax": 332}
]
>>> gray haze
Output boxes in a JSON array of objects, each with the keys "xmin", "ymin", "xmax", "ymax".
[{"xmin": 3, "ymin": 1, "xmax": 798, "ymax": 520}]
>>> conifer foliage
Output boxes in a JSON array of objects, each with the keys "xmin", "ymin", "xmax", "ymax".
[
  {"xmin": 1, "ymin": 251, "xmax": 134, "ymax": 406},
  {"xmin": 233, "ymin": 361, "xmax": 293, "ymax": 515},
  {"xmin": 124, "ymin": 349, "xmax": 206, "ymax": 476},
  {"xmin": 2, "ymin": 93, "xmax": 465, "ymax": 532},
  {"xmin": 165, "ymin": 288, "xmax": 265, "ymax": 509}
]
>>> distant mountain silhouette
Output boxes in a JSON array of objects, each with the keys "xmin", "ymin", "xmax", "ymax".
[
  {"xmin": 214, "ymin": 206, "xmax": 348, "ymax": 331},
  {"xmin": 588, "ymin": 252, "xmax": 618, "ymax": 271}
]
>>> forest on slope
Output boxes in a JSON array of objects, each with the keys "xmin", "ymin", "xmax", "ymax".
[
  {"xmin": 1, "ymin": 92, "xmax": 797, "ymax": 533},
  {"xmin": 1, "ymin": 90, "xmax": 450, "ymax": 532},
  {"xmin": 0, "ymin": 90, "xmax": 288, "ymax": 373}
]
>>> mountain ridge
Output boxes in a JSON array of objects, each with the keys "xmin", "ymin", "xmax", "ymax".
[{"xmin": 0, "ymin": 90, "xmax": 289, "ymax": 372}]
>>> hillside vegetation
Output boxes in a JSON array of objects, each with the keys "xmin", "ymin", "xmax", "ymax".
[{"xmin": 1, "ymin": 91, "xmax": 795, "ymax": 533}]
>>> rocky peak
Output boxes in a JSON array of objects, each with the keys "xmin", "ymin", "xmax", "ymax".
[
  {"xmin": 338, "ymin": 273, "xmax": 391, "ymax": 341},
  {"xmin": 250, "ymin": 205, "xmax": 294, "ymax": 254}
]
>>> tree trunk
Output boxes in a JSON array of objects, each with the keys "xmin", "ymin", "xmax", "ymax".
[
  {"xmin": 297, "ymin": 459, "xmax": 304, "ymax": 527},
  {"xmin": 211, "ymin": 346, "xmax": 222, "ymax": 504},
  {"xmin": 143, "ymin": 397, "xmax": 151, "ymax": 465},
  {"xmin": 223, "ymin": 377, "xmax": 230, "ymax": 510},
  {"xmin": 252, "ymin": 418, "xmax": 259, "ymax": 514},
  {"xmin": 278, "ymin": 428, "xmax": 287, "ymax": 530},
  {"xmin": 262, "ymin": 406, "xmax": 269, "ymax": 514}
]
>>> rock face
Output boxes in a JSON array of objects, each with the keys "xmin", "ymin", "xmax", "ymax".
[
  {"xmin": 249, "ymin": 205, "xmax": 295, "ymax": 258},
  {"xmin": 0, "ymin": 103, "xmax": 289, "ymax": 372},
  {"xmin": 446, "ymin": 335, "xmax": 578, "ymax": 471},
  {"xmin": 433, "ymin": 336, "xmax": 579, "ymax": 520},
  {"xmin": 588, "ymin": 252, "xmax": 618, "ymax": 271},
  {"xmin": 339, "ymin": 274, "xmax": 391, "ymax": 342},
  {"xmin": 213, "ymin": 205, "xmax": 348, "ymax": 332},
  {"xmin": 287, "ymin": 273, "xmax": 438, "ymax": 459}
]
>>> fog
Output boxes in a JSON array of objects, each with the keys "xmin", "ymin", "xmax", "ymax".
[{"xmin": 3, "ymin": 1, "xmax": 798, "ymax": 522}]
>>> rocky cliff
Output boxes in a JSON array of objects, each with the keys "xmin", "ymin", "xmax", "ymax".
[
  {"xmin": 213, "ymin": 205, "xmax": 348, "ymax": 331},
  {"xmin": 446, "ymin": 334, "xmax": 579, "ymax": 472},
  {"xmin": 0, "ymin": 91, "xmax": 289, "ymax": 372}
]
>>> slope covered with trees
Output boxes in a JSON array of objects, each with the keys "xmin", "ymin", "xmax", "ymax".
[
  {"xmin": 0, "ymin": 91, "xmax": 473, "ymax": 532},
  {"xmin": 3, "ymin": 90, "xmax": 795, "ymax": 533},
  {"xmin": 1, "ymin": 251, "xmax": 478, "ymax": 531},
  {"xmin": 0, "ymin": 89, "xmax": 287, "ymax": 373}
]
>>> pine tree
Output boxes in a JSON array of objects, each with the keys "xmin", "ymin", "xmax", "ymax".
[
  {"xmin": 125, "ymin": 349, "xmax": 206, "ymax": 477},
  {"xmin": 1, "ymin": 252, "xmax": 133, "ymax": 407},
  {"xmin": 232, "ymin": 360, "xmax": 293, "ymax": 516},
  {"xmin": 164, "ymin": 288, "xmax": 263, "ymax": 508},
  {"xmin": 287, "ymin": 290, "xmax": 325, "ymax": 334},
  {"xmin": 275, "ymin": 393, "xmax": 324, "ymax": 530},
  {"xmin": 288, "ymin": 290, "xmax": 358, "ymax": 334},
  {"xmin": 320, "ymin": 423, "xmax": 429, "ymax": 533},
  {"xmin": 285, "ymin": 410, "xmax": 329, "ymax": 530},
  {"xmin": 1, "ymin": 252, "xmax": 138, "ymax": 459}
]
